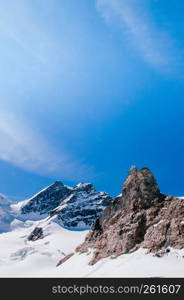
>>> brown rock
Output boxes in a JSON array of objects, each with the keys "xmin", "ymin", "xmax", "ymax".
[
  {"xmin": 56, "ymin": 252, "xmax": 74, "ymax": 267},
  {"xmin": 76, "ymin": 167, "xmax": 184, "ymax": 264}
]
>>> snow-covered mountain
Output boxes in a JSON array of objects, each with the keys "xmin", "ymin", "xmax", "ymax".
[
  {"xmin": 9, "ymin": 181, "xmax": 113, "ymax": 228},
  {"xmin": 50, "ymin": 183, "xmax": 112, "ymax": 228},
  {"xmin": 0, "ymin": 194, "xmax": 15, "ymax": 233},
  {"xmin": 0, "ymin": 167, "xmax": 184, "ymax": 278}
]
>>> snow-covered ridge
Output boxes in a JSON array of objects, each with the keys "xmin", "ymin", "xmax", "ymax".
[
  {"xmin": 1, "ymin": 181, "xmax": 113, "ymax": 231},
  {"xmin": 10, "ymin": 183, "xmax": 64, "ymax": 216}
]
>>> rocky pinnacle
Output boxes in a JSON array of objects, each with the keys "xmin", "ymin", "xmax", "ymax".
[{"xmin": 76, "ymin": 167, "xmax": 184, "ymax": 264}]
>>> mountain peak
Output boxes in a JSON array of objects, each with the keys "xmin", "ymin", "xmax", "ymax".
[
  {"xmin": 122, "ymin": 167, "xmax": 161, "ymax": 209},
  {"xmin": 53, "ymin": 180, "xmax": 64, "ymax": 186},
  {"xmin": 11, "ymin": 180, "xmax": 113, "ymax": 228},
  {"xmin": 77, "ymin": 167, "xmax": 184, "ymax": 264},
  {"xmin": 74, "ymin": 183, "xmax": 94, "ymax": 191},
  {"xmin": 20, "ymin": 181, "xmax": 70, "ymax": 216}
]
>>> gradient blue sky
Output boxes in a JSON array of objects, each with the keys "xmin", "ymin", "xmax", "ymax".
[{"xmin": 0, "ymin": 0, "xmax": 184, "ymax": 200}]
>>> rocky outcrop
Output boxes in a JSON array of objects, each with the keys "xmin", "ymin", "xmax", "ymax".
[
  {"xmin": 56, "ymin": 253, "xmax": 74, "ymax": 267},
  {"xmin": 28, "ymin": 227, "xmax": 44, "ymax": 241},
  {"xmin": 76, "ymin": 167, "xmax": 184, "ymax": 264}
]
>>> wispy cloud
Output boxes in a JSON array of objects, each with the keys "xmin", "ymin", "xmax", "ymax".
[
  {"xmin": 96, "ymin": 0, "xmax": 181, "ymax": 74},
  {"xmin": 0, "ymin": 1, "xmax": 95, "ymax": 183},
  {"xmin": 0, "ymin": 0, "xmax": 59, "ymax": 65},
  {"xmin": 0, "ymin": 111, "xmax": 93, "ymax": 181}
]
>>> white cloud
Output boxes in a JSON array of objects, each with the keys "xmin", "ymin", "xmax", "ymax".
[
  {"xmin": 96, "ymin": 0, "xmax": 181, "ymax": 74},
  {"xmin": 0, "ymin": 111, "xmax": 93, "ymax": 181}
]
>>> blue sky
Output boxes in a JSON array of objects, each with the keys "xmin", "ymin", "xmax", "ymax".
[{"xmin": 0, "ymin": 0, "xmax": 184, "ymax": 200}]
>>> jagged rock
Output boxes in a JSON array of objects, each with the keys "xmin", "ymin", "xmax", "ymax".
[
  {"xmin": 21, "ymin": 181, "xmax": 70, "ymax": 215},
  {"xmin": 153, "ymin": 248, "xmax": 171, "ymax": 258},
  {"xmin": 51, "ymin": 183, "xmax": 112, "ymax": 228},
  {"xmin": 28, "ymin": 227, "xmax": 44, "ymax": 241},
  {"xmin": 76, "ymin": 167, "xmax": 184, "ymax": 264},
  {"xmin": 18, "ymin": 182, "xmax": 112, "ymax": 228}
]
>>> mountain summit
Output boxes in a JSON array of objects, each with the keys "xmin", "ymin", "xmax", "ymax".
[
  {"xmin": 77, "ymin": 167, "xmax": 184, "ymax": 264},
  {"xmin": 11, "ymin": 181, "xmax": 113, "ymax": 228}
]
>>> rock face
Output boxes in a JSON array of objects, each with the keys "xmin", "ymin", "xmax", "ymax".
[
  {"xmin": 28, "ymin": 227, "xmax": 44, "ymax": 241},
  {"xmin": 77, "ymin": 167, "xmax": 184, "ymax": 264},
  {"xmin": 21, "ymin": 181, "xmax": 70, "ymax": 215},
  {"xmin": 19, "ymin": 182, "xmax": 112, "ymax": 228},
  {"xmin": 50, "ymin": 183, "xmax": 112, "ymax": 228}
]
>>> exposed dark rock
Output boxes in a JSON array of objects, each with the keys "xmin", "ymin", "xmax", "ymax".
[
  {"xmin": 76, "ymin": 167, "xmax": 184, "ymax": 264},
  {"xmin": 154, "ymin": 248, "xmax": 171, "ymax": 258},
  {"xmin": 28, "ymin": 227, "xmax": 44, "ymax": 241},
  {"xmin": 21, "ymin": 181, "xmax": 70, "ymax": 215},
  {"xmin": 20, "ymin": 182, "xmax": 113, "ymax": 228}
]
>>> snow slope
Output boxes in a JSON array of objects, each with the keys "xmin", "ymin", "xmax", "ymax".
[
  {"xmin": 0, "ymin": 219, "xmax": 87, "ymax": 277},
  {"xmin": 52, "ymin": 248, "xmax": 184, "ymax": 278},
  {"xmin": 0, "ymin": 220, "xmax": 184, "ymax": 278}
]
